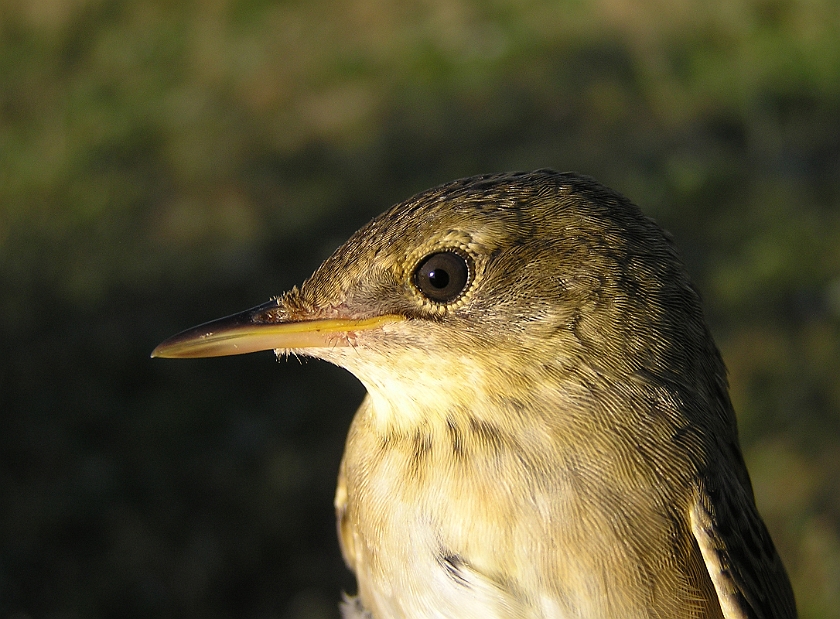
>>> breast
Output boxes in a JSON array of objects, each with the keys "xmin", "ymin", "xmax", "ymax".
[{"xmin": 335, "ymin": 395, "xmax": 721, "ymax": 619}]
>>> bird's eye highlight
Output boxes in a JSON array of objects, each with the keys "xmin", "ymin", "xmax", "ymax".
[{"xmin": 413, "ymin": 251, "xmax": 471, "ymax": 303}]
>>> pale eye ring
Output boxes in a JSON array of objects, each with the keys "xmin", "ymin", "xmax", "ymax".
[{"xmin": 413, "ymin": 251, "xmax": 471, "ymax": 303}]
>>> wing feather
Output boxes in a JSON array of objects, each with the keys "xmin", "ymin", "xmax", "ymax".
[{"xmin": 690, "ymin": 472, "xmax": 797, "ymax": 619}]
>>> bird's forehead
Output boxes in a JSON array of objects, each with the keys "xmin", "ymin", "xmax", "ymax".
[
  {"xmin": 329, "ymin": 198, "xmax": 522, "ymax": 276},
  {"xmin": 379, "ymin": 205, "xmax": 511, "ymax": 264}
]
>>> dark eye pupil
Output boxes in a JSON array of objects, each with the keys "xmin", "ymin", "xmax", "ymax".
[
  {"xmin": 427, "ymin": 268, "xmax": 450, "ymax": 289},
  {"xmin": 413, "ymin": 251, "xmax": 471, "ymax": 303}
]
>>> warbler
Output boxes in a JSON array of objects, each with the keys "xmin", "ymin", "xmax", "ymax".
[{"xmin": 153, "ymin": 170, "xmax": 797, "ymax": 618}]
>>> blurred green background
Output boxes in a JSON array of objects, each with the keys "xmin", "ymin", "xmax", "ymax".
[{"xmin": 2, "ymin": 0, "xmax": 839, "ymax": 617}]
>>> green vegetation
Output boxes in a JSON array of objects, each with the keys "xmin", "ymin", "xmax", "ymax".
[{"xmin": 2, "ymin": 1, "xmax": 838, "ymax": 617}]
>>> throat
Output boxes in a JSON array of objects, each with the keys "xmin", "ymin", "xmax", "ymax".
[
  {"xmin": 363, "ymin": 381, "xmax": 514, "ymax": 455},
  {"xmin": 361, "ymin": 373, "xmax": 495, "ymax": 438}
]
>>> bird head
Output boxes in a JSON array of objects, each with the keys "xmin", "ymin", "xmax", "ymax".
[{"xmin": 153, "ymin": 170, "xmax": 727, "ymax": 435}]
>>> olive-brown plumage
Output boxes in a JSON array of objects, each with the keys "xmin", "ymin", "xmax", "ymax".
[{"xmin": 154, "ymin": 170, "xmax": 797, "ymax": 618}]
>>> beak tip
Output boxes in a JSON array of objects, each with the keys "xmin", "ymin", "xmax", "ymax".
[{"xmin": 151, "ymin": 339, "xmax": 181, "ymax": 359}]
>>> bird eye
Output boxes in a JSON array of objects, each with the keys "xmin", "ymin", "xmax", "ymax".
[{"xmin": 413, "ymin": 251, "xmax": 471, "ymax": 303}]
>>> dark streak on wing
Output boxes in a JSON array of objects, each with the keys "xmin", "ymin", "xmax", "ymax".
[{"xmin": 439, "ymin": 553, "xmax": 471, "ymax": 587}]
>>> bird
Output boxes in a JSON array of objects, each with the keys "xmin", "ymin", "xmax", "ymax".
[{"xmin": 152, "ymin": 170, "xmax": 797, "ymax": 619}]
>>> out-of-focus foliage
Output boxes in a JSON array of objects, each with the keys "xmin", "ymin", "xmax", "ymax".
[{"xmin": 1, "ymin": 0, "xmax": 838, "ymax": 617}]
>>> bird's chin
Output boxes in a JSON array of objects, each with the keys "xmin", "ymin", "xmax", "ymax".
[
  {"xmin": 277, "ymin": 344, "xmax": 371, "ymax": 372},
  {"xmin": 273, "ymin": 347, "xmax": 323, "ymax": 361}
]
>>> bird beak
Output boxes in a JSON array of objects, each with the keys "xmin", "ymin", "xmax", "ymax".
[{"xmin": 151, "ymin": 298, "xmax": 405, "ymax": 359}]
